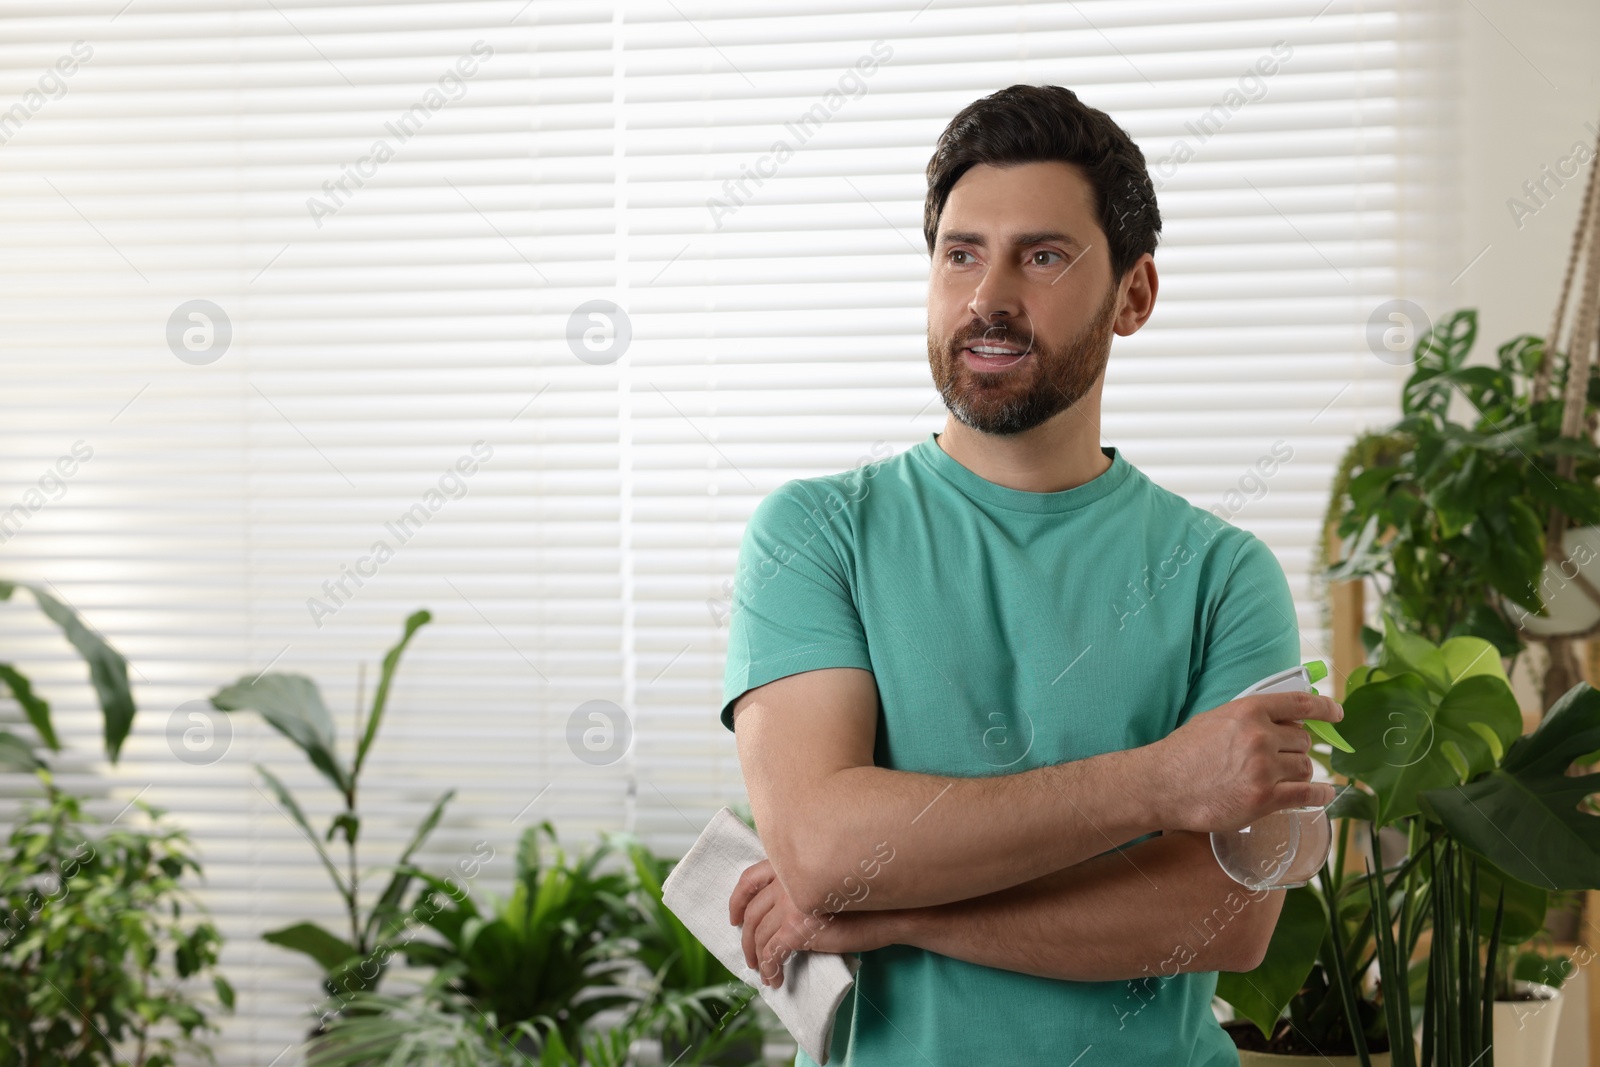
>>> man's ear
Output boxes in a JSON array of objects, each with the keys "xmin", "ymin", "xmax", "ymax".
[{"xmin": 1113, "ymin": 254, "xmax": 1158, "ymax": 336}]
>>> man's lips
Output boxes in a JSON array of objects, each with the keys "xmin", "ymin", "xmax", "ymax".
[{"xmin": 961, "ymin": 342, "xmax": 1031, "ymax": 370}]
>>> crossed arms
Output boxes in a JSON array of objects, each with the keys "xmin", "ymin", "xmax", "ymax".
[{"xmin": 728, "ymin": 666, "xmax": 1285, "ymax": 986}]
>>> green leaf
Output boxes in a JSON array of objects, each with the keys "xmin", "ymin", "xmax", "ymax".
[
  {"xmin": 1377, "ymin": 611, "xmax": 1450, "ymax": 694},
  {"xmin": 326, "ymin": 813, "xmax": 360, "ymax": 846},
  {"xmin": 363, "ymin": 788, "xmax": 455, "ymax": 947},
  {"xmin": 263, "ymin": 922, "xmax": 359, "ymax": 974},
  {"xmin": 1467, "ymin": 721, "xmax": 1505, "ymax": 764},
  {"xmin": 1439, "ymin": 636, "xmax": 1507, "ymax": 687},
  {"xmin": 354, "ymin": 609, "xmax": 431, "ymax": 780},
  {"xmin": 213, "ymin": 975, "xmax": 236, "ymax": 1011},
  {"xmin": 0, "ymin": 729, "xmax": 43, "ymax": 772},
  {"xmin": 1215, "ymin": 886, "xmax": 1325, "ymax": 1038},
  {"xmin": 212, "ymin": 674, "xmax": 351, "ymax": 796},
  {"xmin": 1327, "ymin": 783, "xmax": 1377, "ymax": 822},
  {"xmin": 1333, "ymin": 671, "xmax": 1523, "ymax": 825},
  {"xmin": 1418, "ymin": 681, "xmax": 1600, "ymax": 889},
  {"xmin": 1472, "ymin": 859, "xmax": 1548, "ymax": 945},
  {"xmin": 0, "ymin": 581, "xmax": 136, "ymax": 762},
  {"xmin": 0, "ymin": 663, "xmax": 57, "ymax": 751},
  {"xmin": 254, "ymin": 764, "xmax": 349, "ymax": 899}
]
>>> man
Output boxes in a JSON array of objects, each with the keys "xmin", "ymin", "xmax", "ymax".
[{"xmin": 719, "ymin": 84, "xmax": 1343, "ymax": 1066}]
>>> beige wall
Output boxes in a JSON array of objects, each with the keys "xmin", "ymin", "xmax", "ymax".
[{"xmin": 1455, "ymin": 3, "xmax": 1600, "ymax": 1060}]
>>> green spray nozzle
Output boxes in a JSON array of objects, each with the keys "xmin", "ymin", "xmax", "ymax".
[{"xmin": 1300, "ymin": 660, "xmax": 1354, "ymax": 752}]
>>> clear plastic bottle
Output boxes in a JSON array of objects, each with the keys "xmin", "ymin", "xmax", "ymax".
[{"xmin": 1209, "ymin": 661, "xmax": 1337, "ymax": 891}]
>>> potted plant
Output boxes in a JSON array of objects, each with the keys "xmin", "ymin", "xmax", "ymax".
[
  {"xmin": 1322, "ymin": 308, "xmax": 1600, "ymax": 708},
  {"xmin": 210, "ymin": 609, "xmax": 456, "ymax": 1023},
  {"xmin": 0, "ymin": 578, "xmax": 233, "ymax": 1064},
  {"xmin": 1489, "ymin": 930, "xmax": 1571, "ymax": 1067},
  {"xmin": 1219, "ymin": 613, "xmax": 1600, "ymax": 1066},
  {"xmin": 300, "ymin": 823, "xmax": 764, "ymax": 1066}
]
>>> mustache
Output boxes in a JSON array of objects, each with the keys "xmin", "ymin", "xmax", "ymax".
[{"xmin": 953, "ymin": 324, "xmax": 1034, "ymax": 350}]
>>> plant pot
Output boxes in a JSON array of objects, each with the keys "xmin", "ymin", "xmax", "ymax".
[
  {"xmin": 1493, "ymin": 980, "xmax": 1563, "ymax": 1067},
  {"xmin": 1506, "ymin": 524, "xmax": 1600, "ymax": 636}
]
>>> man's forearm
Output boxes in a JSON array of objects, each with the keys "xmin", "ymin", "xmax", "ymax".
[
  {"xmin": 781, "ymin": 744, "xmax": 1166, "ymax": 915},
  {"xmin": 864, "ymin": 830, "xmax": 1284, "ymax": 982}
]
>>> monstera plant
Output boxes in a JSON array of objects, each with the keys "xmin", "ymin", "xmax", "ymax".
[{"xmin": 1219, "ymin": 613, "xmax": 1600, "ymax": 1064}]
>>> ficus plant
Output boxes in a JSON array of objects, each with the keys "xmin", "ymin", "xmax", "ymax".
[
  {"xmin": 0, "ymin": 579, "xmax": 231, "ymax": 1065},
  {"xmin": 211, "ymin": 609, "xmax": 453, "ymax": 1013},
  {"xmin": 0, "ymin": 783, "xmax": 234, "ymax": 1067}
]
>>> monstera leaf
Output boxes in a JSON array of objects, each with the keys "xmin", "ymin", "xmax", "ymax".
[
  {"xmin": 1334, "ymin": 670, "xmax": 1522, "ymax": 826},
  {"xmin": 1418, "ymin": 681, "xmax": 1600, "ymax": 890},
  {"xmin": 1215, "ymin": 886, "xmax": 1325, "ymax": 1039}
]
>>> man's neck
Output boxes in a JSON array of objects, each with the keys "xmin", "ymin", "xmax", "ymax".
[{"xmin": 935, "ymin": 411, "xmax": 1111, "ymax": 494}]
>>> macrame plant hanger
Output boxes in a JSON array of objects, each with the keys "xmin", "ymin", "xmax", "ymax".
[{"xmin": 1527, "ymin": 118, "xmax": 1600, "ymax": 711}]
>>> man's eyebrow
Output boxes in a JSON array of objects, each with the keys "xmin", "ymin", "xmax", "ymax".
[{"xmin": 937, "ymin": 230, "xmax": 1084, "ymax": 249}]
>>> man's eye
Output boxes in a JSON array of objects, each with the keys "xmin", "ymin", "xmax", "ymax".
[
  {"xmin": 947, "ymin": 250, "xmax": 972, "ymax": 264},
  {"xmin": 1032, "ymin": 250, "xmax": 1065, "ymax": 266}
]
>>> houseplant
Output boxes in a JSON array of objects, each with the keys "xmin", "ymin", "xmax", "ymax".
[
  {"xmin": 1219, "ymin": 612, "xmax": 1600, "ymax": 1065},
  {"xmin": 0, "ymin": 578, "xmax": 232, "ymax": 1065},
  {"xmin": 0, "ymin": 781, "xmax": 234, "ymax": 1067},
  {"xmin": 300, "ymin": 822, "xmax": 768, "ymax": 1067},
  {"xmin": 1322, "ymin": 308, "xmax": 1600, "ymax": 707},
  {"xmin": 210, "ymin": 609, "xmax": 454, "ymax": 1018}
]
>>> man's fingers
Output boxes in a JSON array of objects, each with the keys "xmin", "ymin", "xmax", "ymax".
[
  {"xmin": 755, "ymin": 905, "xmax": 796, "ymax": 988},
  {"xmin": 1279, "ymin": 778, "xmax": 1338, "ymax": 809},
  {"xmin": 728, "ymin": 858, "xmax": 774, "ymax": 926},
  {"xmin": 1261, "ymin": 692, "xmax": 1344, "ymax": 725},
  {"xmin": 741, "ymin": 884, "xmax": 779, "ymax": 972},
  {"xmin": 1275, "ymin": 721, "xmax": 1312, "ymax": 753}
]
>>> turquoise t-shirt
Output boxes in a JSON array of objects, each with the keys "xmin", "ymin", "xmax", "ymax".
[{"xmin": 720, "ymin": 431, "xmax": 1300, "ymax": 1067}]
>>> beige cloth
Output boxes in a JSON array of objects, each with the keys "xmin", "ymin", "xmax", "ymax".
[{"xmin": 661, "ymin": 806, "xmax": 858, "ymax": 1065}]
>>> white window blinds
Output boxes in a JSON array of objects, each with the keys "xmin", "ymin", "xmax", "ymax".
[{"xmin": 0, "ymin": 1, "xmax": 1453, "ymax": 1061}]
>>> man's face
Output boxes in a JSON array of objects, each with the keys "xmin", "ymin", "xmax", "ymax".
[{"xmin": 927, "ymin": 161, "xmax": 1122, "ymax": 437}]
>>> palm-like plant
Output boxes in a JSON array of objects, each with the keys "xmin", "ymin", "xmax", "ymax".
[
  {"xmin": 397, "ymin": 821, "xmax": 642, "ymax": 1053},
  {"xmin": 210, "ymin": 609, "xmax": 453, "ymax": 1009}
]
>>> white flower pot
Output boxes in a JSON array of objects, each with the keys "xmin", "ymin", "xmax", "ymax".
[
  {"xmin": 1507, "ymin": 524, "xmax": 1600, "ymax": 636},
  {"xmin": 1493, "ymin": 980, "xmax": 1564, "ymax": 1067}
]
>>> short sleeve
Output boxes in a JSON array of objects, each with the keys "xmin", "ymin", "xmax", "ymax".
[
  {"xmin": 719, "ymin": 480, "xmax": 873, "ymax": 732},
  {"xmin": 1175, "ymin": 532, "xmax": 1302, "ymax": 727}
]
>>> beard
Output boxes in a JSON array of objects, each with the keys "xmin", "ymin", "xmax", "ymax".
[{"xmin": 927, "ymin": 279, "xmax": 1119, "ymax": 436}]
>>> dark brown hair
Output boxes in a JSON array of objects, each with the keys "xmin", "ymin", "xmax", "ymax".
[{"xmin": 924, "ymin": 84, "xmax": 1161, "ymax": 282}]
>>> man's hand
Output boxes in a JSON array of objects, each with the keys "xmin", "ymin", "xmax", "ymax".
[
  {"xmin": 1149, "ymin": 689, "xmax": 1344, "ymax": 834},
  {"xmin": 728, "ymin": 860, "xmax": 896, "ymax": 989}
]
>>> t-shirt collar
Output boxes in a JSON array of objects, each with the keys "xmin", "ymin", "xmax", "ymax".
[{"xmin": 912, "ymin": 431, "xmax": 1133, "ymax": 514}]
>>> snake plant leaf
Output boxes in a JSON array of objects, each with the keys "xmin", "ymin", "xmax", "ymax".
[
  {"xmin": 354, "ymin": 609, "xmax": 431, "ymax": 779},
  {"xmin": 0, "ymin": 663, "xmax": 56, "ymax": 752},
  {"xmin": 1333, "ymin": 672, "xmax": 1523, "ymax": 826},
  {"xmin": 1417, "ymin": 681, "xmax": 1600, "ymax": 890},
  {"xmin": 212, "ymin": 673, "xmax": 351, "ymax": 796},
  {"xmin": 1215, "ymin": 886, "xmax": 1325, "ymax": 1040},
  {"xmin": 0, "ymin": 580, "xmax": 136, "ymax": 762}
]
